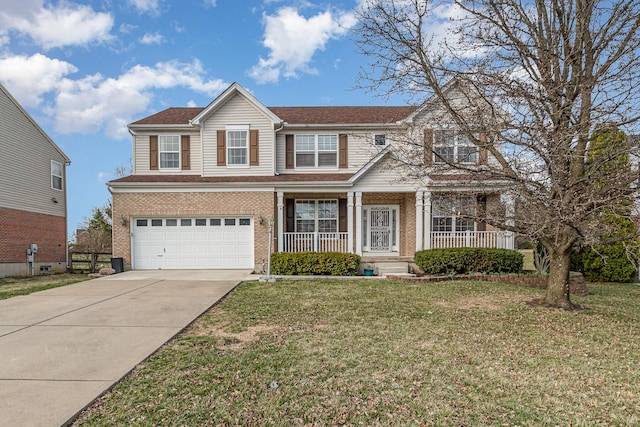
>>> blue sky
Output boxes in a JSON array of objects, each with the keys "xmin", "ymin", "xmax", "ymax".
[{"xmin": 0, "ymin": 0, "xmax": 412, "ymax": 235}]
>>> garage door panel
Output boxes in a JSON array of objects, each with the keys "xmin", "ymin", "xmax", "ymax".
[{"xmin": 133, "ymin": 217, "xmax": 254, "ymax": 270}]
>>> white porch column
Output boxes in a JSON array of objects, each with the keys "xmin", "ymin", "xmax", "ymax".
[
  {"xmin": 347, "ymin": 191, "xmax": 354, "ymax": 253},
  {"xmin": 423, "ymin": 190, "xmax": 432, "ymax": 249},
  {"xmin": 415, "ymin": 190, "xmax": 424, "ymax": 251},
  {"xmin": 501, "ymin": 192, "xmax": 515, "ymax": 250},
  {"xmin": 355, "ymin": 192, "xmax": 363, "ymax": 256},
  {"xmin": 277, "ymin": 191, "xmax": 284, "ymax": 252}
]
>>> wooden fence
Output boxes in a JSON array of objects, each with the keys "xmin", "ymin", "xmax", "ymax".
[{"xmin": 69, "ymin": 252, "xmax": 113, "ymax": 273}]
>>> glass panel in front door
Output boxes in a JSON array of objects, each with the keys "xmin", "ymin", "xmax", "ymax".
[{"xmin": 370, "ymin": 207, "xmax": 391, "ymax": 251}]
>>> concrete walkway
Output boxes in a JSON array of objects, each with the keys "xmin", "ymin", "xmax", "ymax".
[{"xmin": 0, "ymin": 270, "xmax": 251, "ymax": 427}]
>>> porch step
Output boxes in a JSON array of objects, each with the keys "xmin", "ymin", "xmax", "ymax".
[{"xmin": 374, "ymin": 261, "xmax": 409, "ymax": 276}]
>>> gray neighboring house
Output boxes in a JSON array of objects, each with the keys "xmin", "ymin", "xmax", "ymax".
[{"xmin": 0, "ymin": 83, "xmax": 71, "ymax": 277}]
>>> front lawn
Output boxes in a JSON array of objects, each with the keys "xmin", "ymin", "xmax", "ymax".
[
  {"xmin": 0, "ymin": 273, "xmax": 89, "ymax": 300},
  {"xmin": 75, "ymin": 279, "xmax": 640, "ymax": 426}
]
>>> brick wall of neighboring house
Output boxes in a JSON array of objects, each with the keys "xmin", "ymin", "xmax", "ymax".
[
  {"xmin": 0, "ymin": 207, "xmax": 67, "ymax": 276},
  {"xmin": 112, "ymin": 191, "xmax": 275, "ymax": 270}
]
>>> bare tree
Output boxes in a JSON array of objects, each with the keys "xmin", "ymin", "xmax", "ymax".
[{"xmin": 354, "ymin": 0, "xmax": 640, "ymax": 309}]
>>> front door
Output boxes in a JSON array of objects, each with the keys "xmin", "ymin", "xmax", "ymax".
[{"xmin": 363, "ymin": 205, "xmax": 399, "ymax": 254}]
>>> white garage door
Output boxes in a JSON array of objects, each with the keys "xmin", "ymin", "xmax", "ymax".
[{"xmin": 132, "ymin": 217, "xmax": 254, "ymax": 269}]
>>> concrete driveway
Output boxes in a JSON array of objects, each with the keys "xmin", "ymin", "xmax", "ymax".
[{"xmin": 0, "ymin": 270, "xmax": 252, "ymax": 427}]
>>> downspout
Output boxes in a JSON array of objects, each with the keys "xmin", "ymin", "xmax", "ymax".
[{"xmin": 64, "ymin": 159, "xmax": 71, "ymax": 272}]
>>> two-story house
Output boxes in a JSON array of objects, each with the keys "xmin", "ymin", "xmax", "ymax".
[
  {"xmin": 0, "ymin": 84, "xmax": 70, "ymax": 277},
  {"xmin": 108, "ymin": 82, "xmax": 514, "ymax": 273}
]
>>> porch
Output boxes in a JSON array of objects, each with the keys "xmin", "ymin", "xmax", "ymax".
[
  {"xmin": 282, "ymin": 230, "xmax": 515, "ymax": 253},
  {"xmin": 276, "ymin": 189, "xmax": 515, "ymax": 256}
]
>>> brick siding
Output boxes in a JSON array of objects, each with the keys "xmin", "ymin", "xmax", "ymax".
[
  {"xmin": 0, "ymin": 207, "xmax": 67, "ymax": 263},
  {"xmin": 112, "ymin": 191, "xmax": 275, "ymax": 270}
]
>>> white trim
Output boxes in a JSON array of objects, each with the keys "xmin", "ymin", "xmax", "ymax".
[
  {"xmin": 347, "ymin": 191, "xmax": 354, "ymax": 253},
  {"xmin": 355, "ymin": 192, "xmax": 363, "ymax": 256},
  {"xmin": 293, "ymin": 134, "xmax": 339, "ymax": 169},
  {"xmin": 277, "ymin": 191, "xmax": 284, "ymax": 252},
  {"xmin": 415, "ymin": 190, "xmax": 424, "ymax": 251},
  {"xmin": 349, "ymin": 145, "xmax": 393, "ymax": 183},
  {"xmin": 158, "ymin": 134, "xmax": 181, "ymax": 170},
  {"xmin": 362, "ymin": 204, "xmax": 400, "ymax": 255},
  {"xmin": 51, "ymin": 160, "xmax": 63, "ymax": 191},
  {"xmin": 225, "ymin": 126, "xmax": 249, "ymax": 166},
  {"xmin": 423, "ymin": 191, "xmax": 432, "ymax": 249},
  {"xmin": 373, "ymin": 133, "xmax": 387, "ymax": 146}
]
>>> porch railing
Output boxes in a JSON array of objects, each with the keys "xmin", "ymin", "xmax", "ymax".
[
  {"xmin": 283, "ymin": 232, "xmax": 349, "ymax": 253},
  {"xmin": 430, "ymin": 231, "xmax": 514, "ymax": 250}
]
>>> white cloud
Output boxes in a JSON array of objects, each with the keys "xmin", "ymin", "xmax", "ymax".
[
  {"xmin": 0, "ymin": 53, "xmax": 227, "ymax": 139},
  {"xmin": 127, "ymin": 0, "xmax": 161, "ymax": 15},
  {"xmin": 203, "ymin": 0, "xmax": 217, "ymax": 7},
  {"xmin": 0, "ymin": 1, "xmax": 114, "ymax": 49},
  {"xmin": 97, "ymin": 171, "xmax": 112, "ymax": 183},
  {"xmin": 54, "ymin": 59, "xmax": 228, "ymax": 138},
  {"xmin": 0, "ymin": 53, "xmax": 77, "ymax": 107},
  {"xmin": 186, "ymin": 100, "xmax": 197, "ymax": 107},
  {"xmin": 249, "ymin": 7, "xmax": 356, "ymax": 84},
  {"xmin": 140, "ymin": 32, "xmax": 164, "ymax": 45}
]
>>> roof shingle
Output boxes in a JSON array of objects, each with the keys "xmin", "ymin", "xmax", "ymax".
[{"xmin": 129, "ymin": 106, "xmax": 416, "ymax": 127}]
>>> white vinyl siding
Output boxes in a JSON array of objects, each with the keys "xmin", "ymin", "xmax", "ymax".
[
  {"xmin": 201, "ymin": 93, "xmax": 274, "ymax": 176},
  {"xmin": 0, "ymin": 86, "xmax": 67, "ymax": 217}
]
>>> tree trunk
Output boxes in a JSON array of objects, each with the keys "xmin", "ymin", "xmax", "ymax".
[{"xmin": 545, "ymin": 246, "xmax": 574, "ymax": 309}]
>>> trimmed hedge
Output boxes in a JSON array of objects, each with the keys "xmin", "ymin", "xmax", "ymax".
[
  {"xmin": 415, "ymin": 248, "xmax": 524, "ymax": 275},
  {"xmin": 271, "ymin": 252, "xmax": 361, "ymax": 276}
]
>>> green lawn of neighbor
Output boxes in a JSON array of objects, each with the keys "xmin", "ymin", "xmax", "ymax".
[{"xmin": 0, "ymin": 273, "xmax": 89, "ymax": 300}]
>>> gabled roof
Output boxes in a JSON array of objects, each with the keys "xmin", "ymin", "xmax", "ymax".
[
  {"xmin": 127, "ymin": 82, "xmax": 417, "ymax": 128},
  {"xmin": 190, "ymin": 82, "xmax": 281, "ymax": 126},
  {"xmin": 0, "ymin": 83, "xmax": 70, "ymax": 164},
  {"xmin": 130, "ymin": 107, "xmax": 203, "ymax": 126}
]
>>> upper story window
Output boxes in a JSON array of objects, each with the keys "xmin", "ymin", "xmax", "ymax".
[
  {"xmin": 434, "ymin": 130, "xmax": 478, "ymax": 164},
  {"xmin": 374, "ymin": 134, "xmax": 386, "ymax": 146},
  {"xmin": 432, "ymin": 196, "xmax": 475, "ymax": 232},
  {"xmin": 159, "ymin": 135, "xmax": 180, "ymax": 169},
  {"xmin": 295, "ymin": 134, "xmax": 338, "ymax": 168},
  {"xmin": 227, "ymin": 126, "xmax": 248, "ymax": 166},
  {"xmin": 51, "ymin": 160, "xmax": 63, "ymax": 190}
]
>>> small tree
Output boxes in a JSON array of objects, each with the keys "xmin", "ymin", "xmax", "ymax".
[{"xmin": 71, "ymin": 202, "xmax": 113, "ymax": 253}]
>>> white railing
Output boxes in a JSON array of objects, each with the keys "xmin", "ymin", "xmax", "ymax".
[
  {"xmin": 430, "ymin": 231, "xmax": 514, "ymax": 250},
  {"xmin": 283, "ymin": 232, "xmax": 349, "ymax": 253}
]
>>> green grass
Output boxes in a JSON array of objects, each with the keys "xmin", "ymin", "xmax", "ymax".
[
  {"xmin": 75, "ymin": 279, "xmax": 640, "ymax": 426},
  {"xmin": 0, "ymin": 273, "xmax": 89, "ymax": 300}
]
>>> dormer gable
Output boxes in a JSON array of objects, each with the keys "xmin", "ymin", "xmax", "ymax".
[{"xmin": 190, "ymin": 82, "xmax": 281, "ymax": 127}]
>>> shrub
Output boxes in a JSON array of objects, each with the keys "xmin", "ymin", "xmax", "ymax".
[
  {"xmin": 414, "ymin": 248, "xmax": 523, "ymax": 275},
  {"xmin": 270, "ymin": 252, "xmax": 361, "ymax": 276},
  {"xmin": 572, "ymin": 244, "xmax": 637, "ymax": 283}
]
